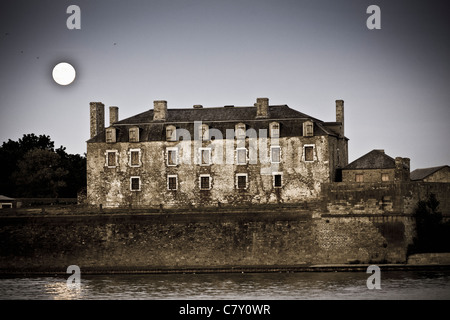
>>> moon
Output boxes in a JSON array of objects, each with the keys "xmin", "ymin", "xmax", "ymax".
[{"xmin": 52, "ymin": 62, "xmax": 76, "ymax": 86}]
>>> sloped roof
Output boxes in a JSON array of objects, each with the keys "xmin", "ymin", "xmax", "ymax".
[
  {"xmin": 410, "ymin": 166, "xmax": 449, "ymax": 181},
  {"xmin": 0, "ymin": 195, "xmax": 15, "ymax": 201},
  {"xmin": 88, "ymin": 104, "xmax": 345, "ymax": 143},
  {"xmin": 343, "ymin": 149, "xmax": 396, "ymax": 170}
]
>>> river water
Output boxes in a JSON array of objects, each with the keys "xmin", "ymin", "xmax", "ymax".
[{"xmin": 1, "ymin": 271, "xmax": 450, "ymax": 300}]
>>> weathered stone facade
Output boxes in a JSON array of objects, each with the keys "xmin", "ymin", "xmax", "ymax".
[
  {"xmin": 341, "ymin": 149, "xmax": 410, "ymax": 183},
  {"xmin": 87, "ymin": 98, "xmax": 348, "ymax": 208}
]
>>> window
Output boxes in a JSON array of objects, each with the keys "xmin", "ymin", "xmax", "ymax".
[
  {"xmin": 355, "ymin": 174, "xmax": 364, "ymax": 182},
  {"xmin": 270, "ymin": 122, "xmax": 280, "ymax": 138},
  {"xmin": 382, "ymin": 173, "xmax": 390, "ymax": 182},
  {"xmin": 236, "ymin": 148, "xmax": 247, "ymax": 165},
  {"xmin": 199, "ymin": 148, "xmax": 211, "ymax": 166},
  {"xmin": 271, "ymin": 146, "xmax": 281, "ymax": 163},
  {"xmin": 105, "ymin": 150, "xmax": 118, "ymax": 168},
  {"xmin": 273, "ymin": 173, "xmax": 282, "ymax": 188},
  {"xmin": 106, "ymin": 128, "xmax": 116, "ymax": 143},
  {"xmin": 166, "ymin": 125, "xmax": 177, "ymax": 141},
  {"xmin": 130, "ymin": 176, "xmax": 141, "ymax": 191},
  {"xmin": 236, "ymin": 174, "xmax": 248, "ymax": 189},
  {"xmin": 129, "ymin": 127, "xmax": 139, "ymax": 142},
  {"xmin": 303, "ymin": 120, "xmax": 314, "ymax": 137},
  {"xmin": 167, "ymin": 148, "xmax": 178, "ymax": 166},
  {"xmin": 167, "ymin": 175, "xmax": 178, "ymax": 190},
  {"xmin": 304, "ymin": 145, "xmax": 315, "ymax": 162},
  {"xmin": 198, "ymin": 124, "xmax": 209, "ymax": 141},
  {"xmin": 199, "ymin": 174, "xmax": 211, "ymax": 190},
  {"xmin": 235, "ymin": 123, "xmax": 246, "ymax": 139},
  {"xmin": 128, "ymin": 149, "xmax": 142, "ymax": 167}
]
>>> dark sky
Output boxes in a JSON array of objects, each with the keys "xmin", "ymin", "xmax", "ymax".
[{"xmin": 1, "ymin": 0, "xmax": 449, "ymax": 170}]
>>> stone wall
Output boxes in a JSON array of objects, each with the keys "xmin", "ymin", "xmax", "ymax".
[
  {"xmin": 0, "ymin": 209, "xmax": 413, "ymax": 273},
  {"xmin": 322, "ymin": 181, "xmax": 450, "ymax": 215}
]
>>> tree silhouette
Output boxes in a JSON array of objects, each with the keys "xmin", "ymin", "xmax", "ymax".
[{"xmin": 0, "ymin": 134, "xmax": 86, "ymax": 198}]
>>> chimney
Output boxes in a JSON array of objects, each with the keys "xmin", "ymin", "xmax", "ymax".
[
  {"xmin": 109, "ymin": 106, "xmax": 119, "ymax": 126},
  {"xmin": 153, "ymin": 100, "xmax": 167, "ymax": 121},
  {"xmin": 335, "ymin": 100, "xmax": 344, "ymax": 138},
  {"xmin": 395, "ymin": 157, "xmax": 410, "ymax": 182},
  {"xmin": 90, "ymin": 102, "xmax": 105, "ymax": 138},
  {"xmin": 255, "ymin": 97, "xmax": 269, "ymax": 119}
]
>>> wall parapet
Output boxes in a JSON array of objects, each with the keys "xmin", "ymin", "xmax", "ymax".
[{"xmin": 322, "ymin": 181, "xmax": 450, "ymax": 215}]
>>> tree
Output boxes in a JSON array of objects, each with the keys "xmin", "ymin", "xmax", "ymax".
[
  {"xmin": 13, "ymin": 149, "xmax": 68, "ymax": 198},
  {"xmin": 0, "ymin": 133, "xmax": 86, "ymax": 198},
  {"xmin": 409, "ymin": 193, "xmax": 450, "ymax": 254}
]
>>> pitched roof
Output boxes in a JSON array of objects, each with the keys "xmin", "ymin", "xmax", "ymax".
[
  {"xmin": 410, "ymin": 166, "xmax": 450, "ymax": 181},
  {"xmin": 0, "ymin": 195, "xmax": 15, "ymax": 201},
  {"xmin": 88, "ymin": 104, "xmax": 345, "ymax": 143},
  {"xmin": 343, "ymin": 149, "xmax": 396, "ymax": 170}
]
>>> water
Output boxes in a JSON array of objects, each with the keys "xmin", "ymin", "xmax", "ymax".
[{"xmin": 0, "ymin": 271, "xmax": 449, "ymax": 300}]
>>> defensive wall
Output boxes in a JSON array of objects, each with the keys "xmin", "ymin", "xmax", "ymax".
[
  {"xmin": 321, "ymin": 181, "xmax": 450, "ymax": 216},
  {"xmin": 1, "ymin": 181, "xmax": 448, "ymax": 274},
  {"xmin": 0, "ymin": 207, "xmax": 414, "ymax": 274}
]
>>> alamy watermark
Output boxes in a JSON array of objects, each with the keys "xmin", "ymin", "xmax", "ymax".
[
  {"xmin": 66, "ymin": 265, "xmax": 81, "ymax": 290},
  {"xmin": 366, "ymin": 265, "xmax": 381, "ymax": 289}
]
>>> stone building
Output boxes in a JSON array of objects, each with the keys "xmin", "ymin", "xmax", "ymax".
[
  {"xmin": 410, "ymin": 165, "xmax": 450, "ymax": 183},
  {"xmin": 341, "ymin": 149, "xmax": 410, "ymax": 183},
  {"xmin": 86, "ymin": 98, "xmax": 348, "ymax": 208}
]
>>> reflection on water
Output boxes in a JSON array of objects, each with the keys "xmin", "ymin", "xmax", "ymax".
[{"xmin": 1, "ymin": 271, "xmax": 450, "ymax": 300}]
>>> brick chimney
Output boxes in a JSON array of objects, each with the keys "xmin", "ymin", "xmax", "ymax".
[
  {"xmin": 90, "ymin": 102, "xmax": 105, "ymax": 138},
  {"xmin": 153, "ymin": 100, "xmax": 167, "ymax": 121},
  {"xmin": 255, "ymin": 97, "xmax": 269, "ymax": 119},
  {"xmin": 335, "ymin": 100, "xmax": 344, "ymax": 138},
  {"xmin": 109, "ymin": 106, "xmax": 119, "ymax": 126}
]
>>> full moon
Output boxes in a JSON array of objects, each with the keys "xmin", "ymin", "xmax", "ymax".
[{"xmin": 52, "ymin": 62, "xmax": 76, "ymax": 86}]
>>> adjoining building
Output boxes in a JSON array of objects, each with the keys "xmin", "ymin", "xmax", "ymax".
[
  {"xmin": 341, "ymin": 149, "xmax": 410, "ymax": 183},
  {"xmin": 0, "ymin": 195, "xmax": 18, "ymax": 209},
  {"xmin": 410, "ymin": 165, "xmax": 450, "ymax": 183},
  {"xmin": 87, "ymin": 98, "xmax": 349, "ymax": 208}
]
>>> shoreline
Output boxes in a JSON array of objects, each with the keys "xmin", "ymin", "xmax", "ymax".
[{"xmin": 1, "ymin": 264, "xmax": 450, "ymax": 277}]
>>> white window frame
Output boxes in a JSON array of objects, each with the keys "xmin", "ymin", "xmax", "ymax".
[
  {"xmin": 130, "ymin": 176, "xmax": 141, "ymax": 191},
  {"xmin": 128, "ymin": 148, "xmax": 142, "ymax": 167},
  {"xmin": 236, "ymin": 173, "xmax": 248, "ymax": 190},
  {"xmin": 199, "ymin": 148, "xmax": 212, "ymax": 166},
  {"xmin": 272, "ymin": 172, "xmax": 283, "ymax": 188},
  {"xmin": 270, "ymin": 146, "xmax": 281, "ymax": 163},
  {"xmin": 303, "ymin": 144, "xmax": 316, "ymax": 162},
  {"xmin": 166, "ymin": 147, "xmax": 178, "ymax": 167},
  {"xmin": 105, "ymin": 150, "xmax": 119, "ymax": 168},
  {"xmin": 199, "ymin": 174, "xmax": 212, "ymax": 190},
  {"xmin": 236, "ymin": 147, "xmax": 247, "ymax": 165},
  {"xmin": 167, "ymin": 175, "xmax": 178, "ymax": 191}
]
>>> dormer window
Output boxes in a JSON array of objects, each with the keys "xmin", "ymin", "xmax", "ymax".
[
  {"xmin": 106, "ymin": 127, "xmax": 116, "ymax": 143},
  {"xmin": 198, "ymin": 124, "xmax": 209, "ymax": 141},
  {"xmin": 235, "ymin": 123, "xmax": 246, "ymax": 139},
  {"xmin": 303, "ymin": 120, "xmax": 314, "ymax": 137},
  {"xmin": 129, "ymin": 127, "xmax": 140, "ymax": 142},
  {"xmin": 166, "ymin": 125, "xmax": 177, "ymax": 141},
  {"xmin": 269, "ymin": 122, "xmax": 280, "ymax": 138}
]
